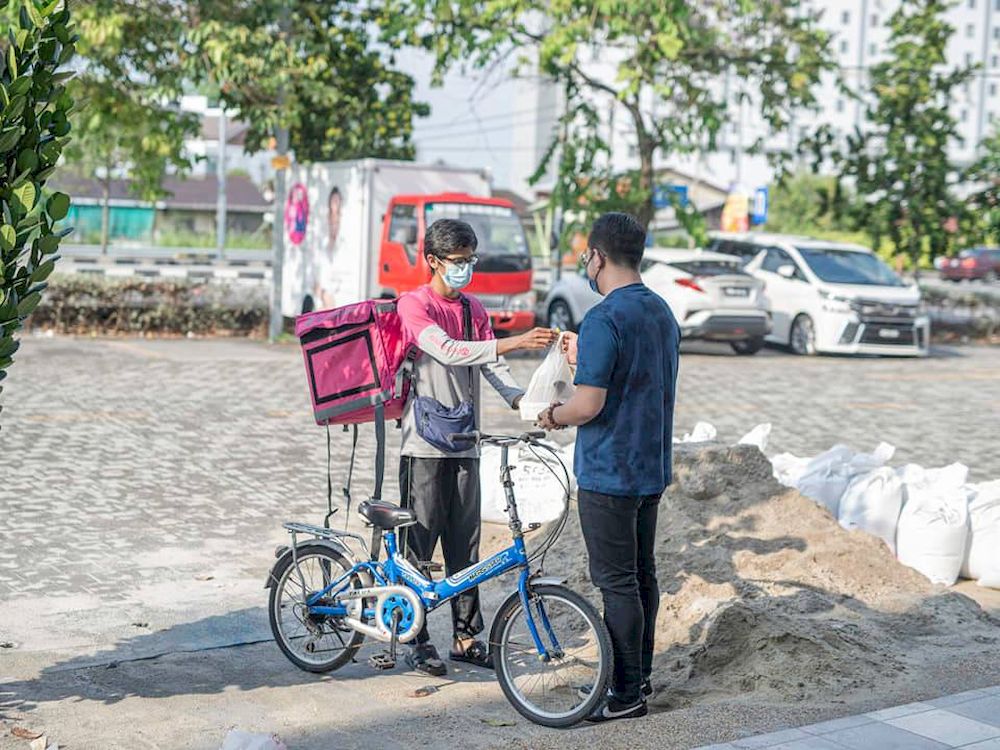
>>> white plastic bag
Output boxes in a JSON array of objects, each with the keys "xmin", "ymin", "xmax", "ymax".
[
  {"xmin": 962, "ymin": 479, "xmax": 1000, "ymax": 586},
  {"xmin": 220, "ymin": 731, "xmax": 287, "ymax": 750},
  {"xmin": 838, "ymin": 467, "xmax": 904, "ymax": 553},
  {"xmin": 480, "ymin": 442, "xmax": 572, "ymax": 525},
  {"xmin": 519, "ymin": 334, "xmax": 575, "ymax": 421},
  {"xmin": 738, "ymin": 423, "xmax": 772, "ymax": 451},
  {"xmin": 792, "ymin": 443, "xmax": 896, "ymax": 517},
  {"xmin": 771, "ymin": 452, "xmax": 811, "ymax": 487}
]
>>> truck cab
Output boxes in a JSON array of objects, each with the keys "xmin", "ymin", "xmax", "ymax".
[{"xmin": 378, "ymin": 193, "xmax": 536, "ymax": 334}]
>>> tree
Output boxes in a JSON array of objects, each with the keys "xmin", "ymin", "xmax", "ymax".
[
  {"xmin": 0, "ymin": 0, "xmax": 75, "ymax": 421},
  {"xmin": 382, "ymin": 0, "xmax": 832, "ymax": 231},
  {"xmin": 835, "ymin": 0, "xmax": 972, "ymax": 270},
  {"xmin": 966, "ymin": 126, "xmax": 1000, "ymax": 244},
  {"xmin": 63, "ymin": 2, "xmax": 199, "ymax": 253},
  {"xmin": 185, "ymin": 1, "xmax": 429, "ymax": 162}
]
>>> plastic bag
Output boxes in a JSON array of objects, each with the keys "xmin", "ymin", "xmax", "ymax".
[
  {"xmin": 480, "ymin": 442, "xmax": 572, "ymax": 525},
  {"xmin": 792, "ymin": 443, "xmax": 896, "ymax": 517},
  {"xmin": 838, "ymin": 467, "xmax": 904, "ymax": 553},
  {"xmin": 962, "ymin": 479, "xmax": 1000, "ymax": 586},
  {"xmin": 738, "ymin": 423, "xmax": 772, "ymax": 451},
  {"xmin": 519, "ymin": 334, "xmax": 575, "ymax": 421}
]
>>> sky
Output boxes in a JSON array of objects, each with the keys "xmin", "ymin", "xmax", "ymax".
[{"xmin": 401, "ymin": 47, "xmax": 524, "ymax": 192}]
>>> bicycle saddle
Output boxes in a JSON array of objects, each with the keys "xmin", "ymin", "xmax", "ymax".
[{"xmin": 358, "ymin": 499, "xmax": 417, "ymax": 530}]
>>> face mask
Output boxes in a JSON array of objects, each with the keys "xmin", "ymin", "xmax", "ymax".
[
  {"xmin": 587, "ymin": 252, "xmax": 604, "ymax": 295},
  {"xmin": 441, "ymin": 259, "xmax": 473, "ymax": 290}
]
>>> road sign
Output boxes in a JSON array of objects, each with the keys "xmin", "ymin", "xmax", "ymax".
[
  {"xmin": 750, "ymin": 186, "xmax": 769, "ymax": 225},
  {"xmin": 653, "ymin": 184, "xmax": 689, "ymax": 209}
]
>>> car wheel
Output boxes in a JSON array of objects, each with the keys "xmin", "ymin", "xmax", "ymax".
[
  {"xmin": 731, "ymin": 336, "xmax": 765, "ymax": 355},
  {"xmin": 547, "ymin": 299, "xmax": 575, "ymax": 332},
  {"xmin": 790, "ymin": 315, "xmax": 817, "ymax": 356}
]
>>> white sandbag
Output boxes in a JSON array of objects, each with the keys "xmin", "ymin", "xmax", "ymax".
[
  {"xmin": 896, "ymin": 474, "xmax": 970, "ymax": 585},
  {"xmin": 838, "ymin": 467, "xmax": 904, "ymax": 553},
  {"xmin": 518, "ymin": 333, "xmax": 575, "ymax": 421},
  {"xmin": 793, "ymin": 443, "xmax": 896, "ymax": 517},
  {"xmin": 738, "ymin": 423, "xmax": 772, "ymax": 451},
  {"xmin": 962, "ymin": 479, "xmax": 1000, "ymax": 585},
  {"xmin": 771, "ymin": 452, "xmax": 811, "ymax": 487},
  {"xmin": 480, "ymin": 442, "xmax": 571, "ymax": 525},
  {"xmin": 679, "ymin": 422, "xmax": 717, "ymax": 443}
]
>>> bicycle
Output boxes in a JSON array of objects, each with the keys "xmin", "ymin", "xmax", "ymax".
[{"xmin": 266, "ymin": 430, "xmax": 613, "ymax": 727}]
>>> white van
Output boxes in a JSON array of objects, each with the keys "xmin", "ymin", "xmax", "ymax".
[{"xmin": 707, "ymin": 233, "xmax": 930, "ymax": 356}]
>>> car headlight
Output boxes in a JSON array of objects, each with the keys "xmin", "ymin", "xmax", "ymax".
[
  {"xmin": 508, "ymin": 290, "xmax": 537, "ymax": 312},
  {"xmin": 819, "ymin": 289, "xmax": 853, "ymax": 313}
]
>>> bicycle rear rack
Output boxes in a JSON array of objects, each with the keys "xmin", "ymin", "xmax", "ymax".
[{"xmin": 282, "ymin": 521, "xmax": 370, "ymax": 560}]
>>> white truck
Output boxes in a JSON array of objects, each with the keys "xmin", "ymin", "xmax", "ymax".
[{"xmin": 281, "ymin": 159, "xmax": 536, "ymax": 332}]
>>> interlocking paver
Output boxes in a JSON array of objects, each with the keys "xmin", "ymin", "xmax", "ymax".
[{"xmin": 887, "ymin": 709, "xmax": 1000, "ymax": 746}]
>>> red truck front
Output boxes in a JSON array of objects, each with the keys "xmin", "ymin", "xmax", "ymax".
[{"xmin": 378, "ymin": 193, "xmax": 536, "ymax": 334}]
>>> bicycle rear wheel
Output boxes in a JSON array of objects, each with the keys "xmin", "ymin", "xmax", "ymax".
[
  {"xmin": 490, "ymin": 584, "xmax": 612, "ymax": 728},
  {"xmin": 268, "ymin": 543, "xmax": 367, "ymax": 673}
]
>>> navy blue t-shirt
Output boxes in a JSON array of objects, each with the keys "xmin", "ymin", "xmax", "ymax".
[{"xmin": 573, "ymin": 283, "xmax": 680, "ymax": 497}]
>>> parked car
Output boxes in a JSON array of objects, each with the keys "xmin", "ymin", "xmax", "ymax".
[
  {"xmin": 938, "ymin": 247, "xmax": 1000, "ymax": 283},
  {"xmin": 543, "ymin": 248, "xmax": 772, "ymax": 354},
  {"xmin": 708, "ymin": 232, "xmax": 930, "ymax": 356}
]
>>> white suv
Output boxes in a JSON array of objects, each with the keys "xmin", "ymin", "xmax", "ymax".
[
  {"xmin": 543, "ymin": 248, "xmax": 772, "ymax": 354},
  {"xmin": 707, "ymin": 232, "xmax": 930, "ymax": 356}
]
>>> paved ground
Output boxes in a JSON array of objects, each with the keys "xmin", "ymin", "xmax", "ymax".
[
  {"xmin": 1, "ymin": 336, "xmax": 998, "ymax": 749},
  {"xmin": 696, "ymin": 686, "xmax": 1000, "ymax": 750}
]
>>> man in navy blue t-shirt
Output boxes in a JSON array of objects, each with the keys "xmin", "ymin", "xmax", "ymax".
[{"xmin": 538, "ymin": 212, "xmax": 679, "ymax": 722}]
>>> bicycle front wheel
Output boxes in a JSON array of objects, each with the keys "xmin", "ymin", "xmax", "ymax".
[{"xmin": 491, "ymin": 584, "xmax": 612, "ymax": 728}]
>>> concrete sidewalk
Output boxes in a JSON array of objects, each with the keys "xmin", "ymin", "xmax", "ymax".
[{"xmin": 697, "ymin": 686, "xmax": 1000, "ymax": 749}]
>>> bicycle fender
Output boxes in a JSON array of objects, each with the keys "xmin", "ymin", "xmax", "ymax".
[
  {"xmin": 530, "ymin": 576, "xmax": 567, "ymax": 586},
  {"xmin": 264, "ymin": 538, "xmax": 361, "ymax": 589}
]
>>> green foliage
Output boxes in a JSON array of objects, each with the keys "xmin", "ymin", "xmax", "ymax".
[
  {"xmin": 965, "ymin": 125, "xmax": 1000, "ymax": 244},
  {"xmin": 185, "ymin": 1, "xmax": 429, "ymax": 161},
  {"xmin": 830, "ymin": 0, "xmax": 974, "ymax": 269},
  {"xmin": 0, "ymin": 0, "xmax": 76, "ymax": 416},
  {"xmin": 382, "ymin": 0, "xmax": 833, "ymax": 230},
  {"xmin": 767, "ymin": 172, "xmax": 850, "ymax": 235},
  {"xmin": 31, "ymin": 274, "xmax": 268, "ymax": 336}
]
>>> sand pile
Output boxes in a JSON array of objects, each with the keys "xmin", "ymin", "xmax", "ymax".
[{"xmin": 544, "ymin": 442, "xmax": 999, "ymax": 707}]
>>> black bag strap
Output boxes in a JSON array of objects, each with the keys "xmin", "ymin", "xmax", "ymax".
[
  {"xmin": 461, "ymin": 295, "xmax": 475, "ymax": 403},
  {"xmin": 326, "ymin": 423, "xmax": 359, "ymax": 531},
  {"xmin": 373, "ymin": 401, "xmax": 386, "ymax": 501}
]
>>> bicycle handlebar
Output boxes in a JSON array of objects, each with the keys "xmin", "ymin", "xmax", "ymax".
[{"xmin": 448, "ymin": 430, "xmax": 547, "ymax": 445}]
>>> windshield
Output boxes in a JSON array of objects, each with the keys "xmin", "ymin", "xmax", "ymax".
[
  {"xmin": 424, "ymin": 203, "xmax": 528, "ymax": 256},
  {"xmin": 795, "ymin": 247, "xmax": 905, "ymax": 286}
]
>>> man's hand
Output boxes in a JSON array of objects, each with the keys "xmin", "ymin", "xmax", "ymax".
[
  {"xmin": 497, "ymin": 327, "xmax": 558, "ymax": 356},
  {"xmin": 561, "ymin": 331, "xmax": 579, "ymax": 366},
  {"xmin": 512, "ymin": 394, "xmax": 522, "ymax": 411},
  {"xmin": 536, "ymin": 402, "xmax": 563, "ymax": 430}
]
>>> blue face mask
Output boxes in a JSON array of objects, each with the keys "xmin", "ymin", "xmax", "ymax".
[
  {"xmin": 587, "ymin": 251, "xmax": 604, "ymax": 295},
  {"xmin": 442, "ymin": 260, "xmax": 473, "ymax": 290}
]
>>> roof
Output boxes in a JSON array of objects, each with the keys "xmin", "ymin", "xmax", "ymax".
[
  {"xmin": 492, "ymin": 188, "xmax": 532, "ymax": 216},
  {"xmin": 645, "ymin": 248, "xmax": 740, "ymax": 263},
  {"xmin": 709, "ymin": 231, "xmax": 873, "ymax": 253},
  {"xmin": 52, "ymin": 174, "xmax": 270, "ymax": 213},
  {"xmin": 199, "ymin": 115, "xmax": 252, "ymax": 146}
]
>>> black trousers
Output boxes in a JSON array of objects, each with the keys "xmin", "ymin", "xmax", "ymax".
[
  {"xmin": 578, "ymin": 489, "xmax": 660, "ymax": 704},
  {"xmin": 399, "ymin": 456, "xmax": 484, "ymax": 645}
]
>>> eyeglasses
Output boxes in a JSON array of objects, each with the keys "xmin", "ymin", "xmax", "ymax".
[
  {"xmin": 581, "ymin": 248, "xmax": 602, "ymax": 266},
  {"xmin": 436, "ymin": 254, "xmax": 479, "ymax": 268}
]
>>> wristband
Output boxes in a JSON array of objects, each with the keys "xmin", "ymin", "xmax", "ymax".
[{"xmin": 546, "ymin": 404, "xmax": 566, "ymax": 430}]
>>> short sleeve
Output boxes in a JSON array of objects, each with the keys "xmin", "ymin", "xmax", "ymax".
[{"xmin": 574, "ymin": 309, "xmax": 617, "ymax": 388}]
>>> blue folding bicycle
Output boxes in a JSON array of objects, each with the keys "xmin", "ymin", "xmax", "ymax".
[{"xmin": 266, "ymin": 431, "xmax": 612, "ymax": 727}]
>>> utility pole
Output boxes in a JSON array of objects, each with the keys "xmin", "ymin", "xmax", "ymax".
[
  {"xmin": 268, "ymin": 5, "xmax": 291, "ymax": 343},
  {"xmin": 215, "ymin": 107, "xmax": 227, "ymax": 259}
]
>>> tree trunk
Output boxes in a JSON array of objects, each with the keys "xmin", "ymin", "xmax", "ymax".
[
  {"xmin": 636, "ymin": 132, "xmax": 656, "ymax": 232},
  {"xmin": 100, "ymin": 176, "xmax": 111, "ymax": 255}
]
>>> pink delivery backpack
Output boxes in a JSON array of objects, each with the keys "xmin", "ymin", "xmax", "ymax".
[{"xmin": 295, "ymin": 300, "xmax": 415, "ymax": 518}]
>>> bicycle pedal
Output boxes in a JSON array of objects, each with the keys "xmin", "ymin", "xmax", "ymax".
[{"xmin": 368, "ymin": 651, "xmax": 397, "ymax": 670}]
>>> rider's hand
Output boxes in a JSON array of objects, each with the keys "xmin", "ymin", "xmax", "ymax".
[
  {"xmin": 498, "ymin": 327, "xmax": 558, "ymax": 355},
  {"xmin": 560, "ymin": 332, "xmax": 578, "ymax": 366},
  {"xmin": 536, "ymin": 402, "xmax": 563, "ymax": 431}
]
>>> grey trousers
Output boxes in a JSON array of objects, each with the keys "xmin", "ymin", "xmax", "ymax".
[{"xmin": 399, "ymin": 456, "xmax": 484, "ymax": 644}]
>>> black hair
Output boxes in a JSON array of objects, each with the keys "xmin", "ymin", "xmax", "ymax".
[
  {"xmin": 588, "ymin": 212, "xmax": 646, "ymax": 269},
  {"xmin": 328, "ymin": 186, "xmax": 341, "ymax": 202},
  {"xmin": 424, "ymin": 218, "xmax": 478, "ymax": 258}
]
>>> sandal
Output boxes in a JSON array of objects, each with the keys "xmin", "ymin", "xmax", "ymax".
[
  {"xmin": 449, "ymin": 639, "xmax": 494, "ymax": 670},
  {"xmin": 405, "ymin": 643, "xmax": 447, "ymax": 677}
]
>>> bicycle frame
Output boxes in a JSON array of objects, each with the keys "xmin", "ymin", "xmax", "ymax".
[{"xmin": 303, "ymin": 438, "xmax": 563, "ymax": 659}]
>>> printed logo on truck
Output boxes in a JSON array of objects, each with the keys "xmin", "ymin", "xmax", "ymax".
[{"xmin": 286, "ymin": 183, "xmax": 309, "ymax": 246}]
